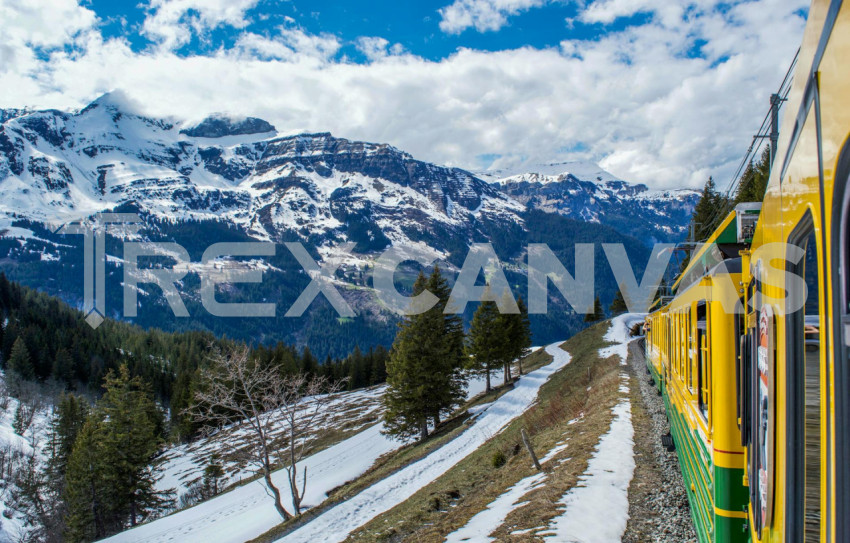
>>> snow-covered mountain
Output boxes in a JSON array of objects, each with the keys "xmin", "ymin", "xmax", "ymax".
[
  {"xmin": 0, "ymin": 94, "xmax": 698, "ymax": 354},
  {"xmin": 476, "ymin": 160, "xmax": 622, "ymax": 184},
  {"xmin": 482, "ymin": 163, "xmax": 700, "ymax": 243},
  {"xmin": 0, "ymin": 92, "xmax": 521, "ymax": 255},
  {"xmin": 1, "ymin": 95, "xmax": 698, "ymax": 252}
]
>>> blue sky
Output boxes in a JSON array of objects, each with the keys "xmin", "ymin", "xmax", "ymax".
[
  {"xmin": 2, "ymin": 0, "xmax": 809, "ymax": 189},
  {"xmin": 89, "ymin": 0, "xmax": 647, "ymax": 61}
]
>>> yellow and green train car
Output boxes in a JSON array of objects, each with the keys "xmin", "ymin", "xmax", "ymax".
[
  {"xmin": 738, "ymin": 0, "xmax": 850, "ymax": 540},
  {"xmin": 646, "ymin": 0, "xmax": 850, "ymax": 541},
  {"xmin": 646, "ymin": 207, "xmax": 752, "ymax": 543}
]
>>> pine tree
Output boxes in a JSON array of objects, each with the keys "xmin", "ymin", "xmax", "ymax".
[
  {"xmin": 8, "ymin": 452, "xmax": 66, "ymax": 543},
  {"xmin": 505, "ymin": 295, "xmax": 532, "ymax": 376},
  {"xmin": 734, "ymin": 145, "xmax": 770, "ymax": 204},
  {"xmin": 52, "ymin": 348, "xmax": 75, "ymax": 386},
  {"xmin": 203, "ymin": 454, "xmax": 224, "ymax": 496},
  {"xmin": 383, "ymin": 267, "xmax": 466, "ymax": 441},
  {"xmin": 584, "ymin": 296, "xmax": 604, "ymax": 323},
  {"xmin": 97, "ymin": 366, "xmax": 173, "ymax": 528},
  {"xmin": 49, "ymin": 393, "xmax": 90, "ymax": 478},
  {"xmin": 369, "ymin": 345, "xmax": 388, "ymax": 385},
  {"xmin": 11, "ymin": 395, "xmax": 88, "ymax": 542},
  {"xmin": 691, "ymin": 176, "xmax": 726, "ymax": 241},
  {"xmin": 65, "ymin": 366, "xmax": 174, "ymax": 541},
  {"xmin": 423, "ymin": 266, "xmax": 466, "ymax": 426},
  {"xmin": 65, "ymin": 419, "xmax": 107, "ymax": 542},
  {"xmin": 300, "ymin": 347, "xmax": 319, "ymax": 377},
  {"xmin": 466, "ymin": 295, "xmax": 500, "ymax": 393},
  {"xmin": 610, "ymin": 289, "xmax": 628, "ymax": 316},
  {"xmin": 8, "ymin": 336, "xmax": 34, "ymax": 380}
]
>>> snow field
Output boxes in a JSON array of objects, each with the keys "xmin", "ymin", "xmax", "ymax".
[
  {"xmin": 544, "ymin": 396, "xmax": 634, "ymax": 542},
  {"xmin": 598, "ymin": 313, "xmax": 645, "ymax": 365}
]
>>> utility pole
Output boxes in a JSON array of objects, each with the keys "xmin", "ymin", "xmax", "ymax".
[
  {"xmin": 754, "ymin": 93, "xmax": 784, "ymax": 172},
  {"xmin": 769, "ymin": 93, "xmax": 781, "ymax": 169}
]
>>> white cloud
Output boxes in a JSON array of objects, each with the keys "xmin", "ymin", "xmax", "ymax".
[
  {"xmin": 232, "ymin": 26, "xmax": 340, "ymax": 63},
  {"xmin": 438, "ymin": 0, "xmax": 548, "ymax": 34},
  {"xmin": 356, "ymin": 37, "xmax": 390, "ymax": 61},
  {"xmin": 579, "ymin": 0, "xmax": 672, "ymax": 25},
  {"xmin": 0, "ymin": 0, "xmax": 96, "ymax": 48},
  {"xmin": 0, "ymin": 0, "xmax": 97, "ymax": 102},
  {"xmin": 0, "ymin": 0, "xmax": 810, "ymax": 190},
  {"xmin": 141, "ymin": 0, "xmax": 260, "ymax": 51},
  {"xmin": 355, "ymin": 37, "xmax": 406, "ymax": 61}
]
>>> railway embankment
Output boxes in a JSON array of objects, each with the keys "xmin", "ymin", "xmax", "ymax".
[{"xmin": 624, "ymin": 338, "xmax": 698, "ymax": 542}]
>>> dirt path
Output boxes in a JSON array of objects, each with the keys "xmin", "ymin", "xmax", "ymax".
[{"xmin": 623, "ymin": 339, "xmax": 697, "ymax": 543}]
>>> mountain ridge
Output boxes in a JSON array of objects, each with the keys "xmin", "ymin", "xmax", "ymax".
[{"xmin": 0, "ymin": 95, "xmax": 696, "ymax": 356}]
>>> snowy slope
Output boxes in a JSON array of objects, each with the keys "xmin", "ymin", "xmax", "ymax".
[
  {"xmin": 277, "ymin": 342, "xmax": 571, "ymax": 543},
  {"xmin": 156, "ymin": 385, "xmax": 386, "ymax": 497},
  {"xmin": 0, "ymin": 374, "xmax": 52, "ymax": 543},
  {"xmin": 598, "ymin": 313, "xmax": 646, "ymax": 364},
  {"xmin": 99, "ymin": 422, "xmax": 400, "ymax": 543},
  {"xmin": 100, "ymin": 372, "xmax": 492, "ymax": 543},
  {"xmin": 545, "ymin": 398, "xmax": 634, "ymax": 542},
  {"xmin": 445, "ymin": 471, "xmax": 547, "ymax": 543}
]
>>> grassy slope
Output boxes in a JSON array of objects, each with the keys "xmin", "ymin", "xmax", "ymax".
[{"xmin": 347, "ymin": 321, "xmax": 623, "ymax": 542}]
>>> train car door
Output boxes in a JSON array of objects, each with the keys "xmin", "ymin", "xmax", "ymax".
[
  {"xmin": 786, "ymin": 212, "xmax": 823, "ymax": 542},
  {"xmin": 832, "ymin": 142, "xmax": 850, "ymax": 543}
]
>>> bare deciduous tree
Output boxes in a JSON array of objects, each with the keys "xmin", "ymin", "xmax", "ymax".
[{"xmin": 189, "ymin": 345, "xmax": 344, "ymax": 520}]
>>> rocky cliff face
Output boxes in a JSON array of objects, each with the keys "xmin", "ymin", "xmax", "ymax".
[{"xmin": 180, "ymin": 115, "xmax": 275, "ymax": 138}]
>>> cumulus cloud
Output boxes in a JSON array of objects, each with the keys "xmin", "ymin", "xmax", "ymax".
[
  {"xmin": 141, "ymin": 0, "xmax": 260, "ymax": 50},
  {"xmin": 579, "ymin": 0, "xmax": 674, "ymax": 25},
  {"xmin": 355, "ymin": 37, "xmax": 406, "ymax": 61},
  {"xmin": 0, "ymin": 0, "xmax": 809, "ymax": 190},
  {"xmin": 438, "ymin": 0, "xmax": 548, "ymax": 34},
  {"xmin": 0, "ymin": 0, "xmax": 97, "ymax": 102}
]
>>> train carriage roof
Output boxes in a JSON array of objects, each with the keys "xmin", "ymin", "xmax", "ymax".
[{"xmin": 672, "ymin": 203, "xmax": 759, "ymax": 294}]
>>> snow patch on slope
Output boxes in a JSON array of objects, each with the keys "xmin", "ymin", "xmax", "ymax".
[
  {"xmin": 545, "ymin": 396, "xmax": 634, "ymax": 542},
  {"xmin": 445, "ymin": 471, "xmax": 547, "ymax": 543},
  {"xmin": 598, "ymin": 313, "xmax": 645, "ymax": 365},
  {"xmin": 0, "ymin": 373, "xmax": 52, "ymax": 543},
  {"xmin": 100, "ymin": 371, "xmax": 494, "ymax": 543}
]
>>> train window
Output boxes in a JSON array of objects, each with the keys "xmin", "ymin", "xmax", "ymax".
[
  {"xmin": 738, "ymin": 281, "xmax": 755, "ymax": 445},
  {"xmin": 696, "ymin": 303, "xmax": 708, "ymax": 419},
  {"xmin": 735, "ymin": 309, "xmax": 743, "ymax": 431},
  {"xmin": 786, "ymin": 215, "xmax": 822, "ymax": 542},
  {"xmin": 679, "ymin": 313, "xmax": 685, "ymax": 379},
  {"xmin": 686, "ymin": 312, "xmax": 691, "ymax": 385},
  {"xmin": 674, "ymin": 315, "xmax": 679, "ymax": 379},
  {"xmin": 745, "ymin": 265, "xmax": 776, "ymax": 537},
  {"xmin": 680, "ymin": 314, "xmax": 684, "ymax": 382}
]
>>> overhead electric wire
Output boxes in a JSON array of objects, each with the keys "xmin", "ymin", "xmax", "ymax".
[{"xmin": 694, "ymin": 48, "xmax": 800, "ymax": 239}]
